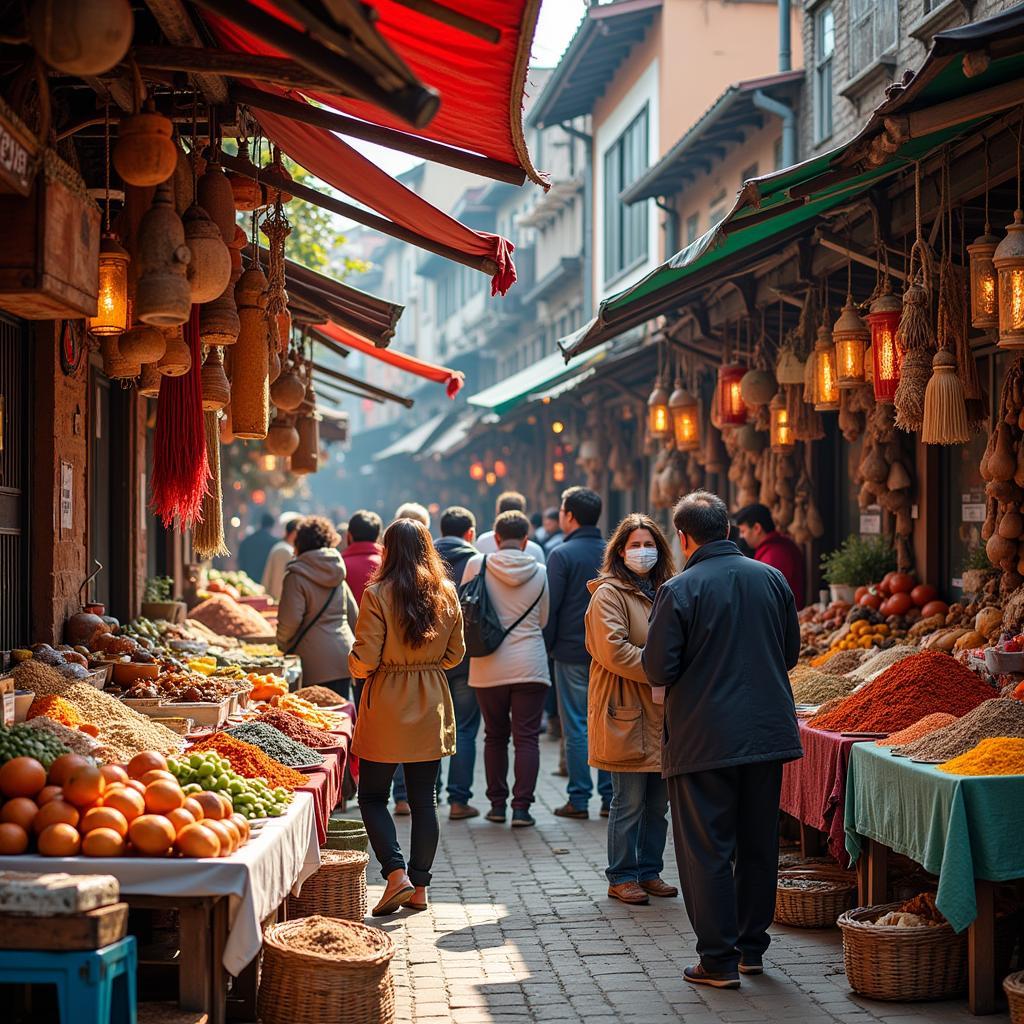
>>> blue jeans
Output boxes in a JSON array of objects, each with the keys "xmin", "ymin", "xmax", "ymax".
[
  {"xmin": 606, "ymin": 771, "xmax": 669, "ymax": 885},
  {"xmin": 443, "ymin": 674, "xmax": 481, "ymax": 805},
  {"xmin": 553, "ymin": 660, "xmax": 612, "ymax": 809}
]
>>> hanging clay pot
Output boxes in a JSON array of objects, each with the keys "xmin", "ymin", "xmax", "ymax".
[
  {"xmin": 118, "ymin": 323, "xmax": 166, "ymax": 365},
  {"xmin": 173, "ymin": 144, "xmax": 205, "ymax": 215},
  {"xmin": 290, "ymin": 413, "xmax": 319, "ymax": 475},
  {"xmin": 740, "ymin": 368, "xmax": 777, "ymax": 406},
  {"xmin": 227, "ymin": 139, "xmax": 264, "ymax": 212},
  {"xmin": 197, "ymin": 152, "xmax": 236, "ymax": 245},
  {"xmin": 219, "ymin": 406, "xmax": 235, "ymax": 445},
  {"xmin": 114, "ymin": 100, "xmax": 177, "ymax": 187},
  {"xmin": 265, "ymin": 414, "xmax": 300, "ymax": 457},
  {"xmin": 262, "ymin": 148, "xmax": 293, "ymax": 206},
  {"xmin": 100, "ymin": 334, "xmax": 140, "ymax": 380},
  {"xmin": 201, "ymin": 347, "xmax": 230, "ymax": 412},
  {"xmin": 268, "ymin": 342, "xmax": 281, "ymax": 385},
  {"xmin": 29, "ymin": 0, "xmax": 133, "ymax": 76},
  {"xmin": 201, "ymin": 242, "xmax": 241, "ymax": 346},
  {"xmin": 183, "ymin": 204, "xmax": 231, "ymax": 303},
  {"xmin": 230, "ymin": 267, "xmax": 270, "ymax": 439},
  {"xmin": 270, "ymin": 363, "xmax": 306, "ymax": 412},
  {"xmin": 158, "ymin": 325, "xmax": 191, "ymax": 377},
  {"xmin": 136, "ymin": 181, "xmax": 192, "ymax": 327},
  {"xmin": 137, "ymin": 362, "xmax": 161, "ymax": 398}
]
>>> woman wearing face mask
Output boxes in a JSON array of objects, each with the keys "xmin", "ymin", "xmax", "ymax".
[{"xmin": 584, "ymin": 514, "xmax": 677, "ymax": 905}]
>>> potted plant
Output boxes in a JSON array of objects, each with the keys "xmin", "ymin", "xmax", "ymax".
[
  {"xmin": 141, "ymin": 576, "xmax": 187, "ymax": 623},
  {"xmin": 820, "ymin": 535, "xmax": 897, "ymax": 604}
]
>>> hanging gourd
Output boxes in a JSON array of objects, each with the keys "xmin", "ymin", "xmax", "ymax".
[
  {"xmin": 197, "ymin": 146, "xmax": 236, "ymax": 245},
  {"xmin": 100, "ymin": 334, "xmax": 140, "ymax": 380},
  {"xmin": 200, "ymin": 230, "xmax": 242, "ymax": 346},
  {"xmin": 173, "ymin": 144, "xmax": 204, "ymax": 215},
  {"xmin": 230, "ymin": 263, "xmax": 270, "ymax": 439},
  {"xmin": 183, "ymin": 204, "xmax": 231, "ymax": 303},
  {"xmin": 227, "ymin": 138, "xmax": 264, "ymax": 212},
  {"xmin": 201, "ymin": 347, "xmax": 230, "ymax": 412},
  {"xmin": 135, "ymin": 180, "xmax": 192, "ymax": 327},
  {"xmin": 29, "ymin": 0, "xmax": 133, "ymax": 76},
  {"xmin": 290, "ymin": 412, "xmax": 320, "ymax": 475},
  {"xmin": 113, "ymin": 68, "xmax": 177, "ymax": 187},
  {"xmin": 265, "ymin": 413, "xmax": 300, "ymax": 457},
  {"xmin": 158, "ymin": 325, "xmax": 191, "ymax": 377},
  {"xmin": 262, "ymin": 146, "xmax": 294, "ymax": 207},
  {"xmin": 270, "ymin": 354, "xmax": 307, "ymax": 411},
  {"xmin": 118, "ymin": 322, "xmax": 165, "ymax": 365},
  {"xmin": 137, "ymin": 362, "xmax": 161, "ymax": 398}
]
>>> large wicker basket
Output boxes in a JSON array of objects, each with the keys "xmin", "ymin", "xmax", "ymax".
[
  {"xmin": 288, "ymin": 849, "xmax": 368, "ymax": 922},
  {"xmin": 325, "ymin": 817, "xmax": 369, "ymax": 853},
  {"xmin": 775, "ymin": 868, "xmax": 857, "ymax": 929},
  {"xmin": 1005, "ymin": 970, "xmax": 1024, "ymax": 1023},
  {"xmin": 258, "ymin": 917, "xmax": 395, "ymax": 1024}
]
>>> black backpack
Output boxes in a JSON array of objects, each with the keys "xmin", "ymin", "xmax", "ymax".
[{"xmin": 459, "ymin": 556, "xmax": 544, "ymax": 658}]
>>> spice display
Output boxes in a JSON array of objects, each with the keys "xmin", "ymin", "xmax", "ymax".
[
  {"xmin": 273, "ymin": 694, "xmax": 344, "ymax": 730},
  {"xmin": 257, "ymin": 710, "xmax": 337, "ymax": 748},
  {"xmin": 226, "ymin": 722, "xmax": 324, "ymax": 767},
  {"xmin": 167, "ymin": 750, "xmax": 293, "ymax": 818},
  {"xmin": 292, "ymin": 685, "xmax": 345, "ymax": 706},
  {"xmin": 939, "ymin": 737, "xmax": 1024, "ymax": 776},
  {"xmin": 188, "ymin": 734, "xmax": 308, "ymax": 790},
  {"xmin": 24, "ymin": 718, "xmax": 101, "ymax": 757},
  {"xmin": 274, "ymin": 915, "xmax": 373, "ymax": 957},
  {"xmin": 808, "ymin": 650, "xmax": 995, "ymax": 734},
  {"xmin": 819, "ymin": 649, "xmax": 868, "ymax": 674},
  {"xmin": 875, "ymin": 713, "xmax": 958, "ymax": 747},
  {"xmin": 790, "ymin": 666, "xmax": 858, "ymax": 705},
  {"xmin": 0, "ymin": 724, "xmax": 71, "ymax": 767},
  {"xmin": 848, "ymin": 645, "xmax": 919, "ymax": 683},
  {"xmin": 189, "ymin": 593, "xmax": 273, "ymax": 637},
  {"xmin": 26, "ymin": 695, "xmax": 84, "ymax": 729},
  {"xmin": 12, "ymin": 659, "xmax": 73, "ymax": 697},
  {"xmin": 247, "ymin": 673, "xmax": 288, "ymax": 701},
  {"xmin": 61, "ymin": 684, "xmax": 184, "ymax": 762},
  {"xmin": 895, "ymin": 698, "xmax": 1024, "ymax": 761}
]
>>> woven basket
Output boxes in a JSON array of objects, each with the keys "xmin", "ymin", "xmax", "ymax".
[
  {"xmin": 324, "ymin": 817, "xmax": 369, "ymax": 853},
  {"xmin": 258, "ymin": 917, "xmax": 395, "ymax": 1024},
  {"xmin": 230, "ymin": 267, "xmax": 269, "ymax": 439},
  {"xmin": 775, "ymin": 868, "xmax": 857, "ymax": 929},
  {"xmin": 201, "ymin": 347, "xmax": 230, "ymax": 412},
  {"xmin": 1005, "ymin": 970, "xmax": 1024, "ymax": 1023},
  {"xmin": 289, "ymin": 850, "xmax": 368, "ymax": 921}
]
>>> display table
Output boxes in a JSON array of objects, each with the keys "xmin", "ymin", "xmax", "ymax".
[
  {"xmin": 0, "ymin": 792, "xmax": 320, "ymax": 1024},
  {"xmin": 298, "ymin": 752, "xmax": 342, "ymax": 844},
  {"xmin": 844, "ymin": 743, "xmax": 1024, "ymax": 1014},
  {"xmin": 780, "ymin": 720, "xmax": 863, "ymax": 865}
]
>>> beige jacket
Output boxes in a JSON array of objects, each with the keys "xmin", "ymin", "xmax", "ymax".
[
  {"xmin": 584, "ymin": 574, "xmax": 664, "ymax": 773},
  {"xmin": 349, "ymin": 581, "xmax": 465, "ymax": 763}
]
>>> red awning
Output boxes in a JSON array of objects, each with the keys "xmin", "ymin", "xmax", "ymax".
[
  {"xmin": 202, "ymin": 1, "xmax": 545, "ymax": 186},
  {"xmin": 315, "ymin": 319, "xmax": 464, "ymax": 398}
]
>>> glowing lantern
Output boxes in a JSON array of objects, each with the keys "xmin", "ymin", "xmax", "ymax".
[
  {"xmin": 811, "ymin": 324, "xmax": 839, "ymax": 411},
  {"xmin": 647, "ymin": 378, "xmax": 670, "ymax": 438},
  {"xmin": 717, "ymin": 364, "xmax": 747, "ymax": 425},
  {"xmin": 994, "ymin": 209, "xmax": 1024, "ymax": 348},
  {"xmin": 552, "ymin": 460, "xmax": 566, "ymax": 483},
  {"xmin": 485, "ymin": 471, "xmax": 497, "ymax": 486},
  {"xmin": 493, "ymin": 459, "xmax": 508, "ymax": 478},
  {"xmin": 833, "ymin": 296, "xmax": 869, "ymax": 388},
  {"xmin": 88, "ymin": 234, "xmax": 130, "ymax": 336},
  {"xmin": 668, "ymin": 379, "xmax": 700, "ymax": 451},
  {"xmin": 866, "ymin": 289, "xmax": 902, "ymax": 403},
  {"xmin": 968, "ymin": 228, "xmax": 1000, "ymax": 329},
  {"xmin": 551, "ymin": 420, "xmax": 565, "ymax": 435},
  {"xmin": 469, "ymin": 461, "xmax": 485, "ymax": 481},
  {"xmin": 769, "ymin": 394, "xmax": 793, "ymax": 453}
]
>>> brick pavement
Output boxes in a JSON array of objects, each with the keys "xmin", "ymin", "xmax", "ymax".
[{"xmin": 350, "ymin": 734, "xmax": 1008, "ymax": 1024}]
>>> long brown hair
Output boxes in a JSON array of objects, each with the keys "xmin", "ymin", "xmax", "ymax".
[
  {"xmin": 601, "ymin": 514, "xmax": 675, "ymax": 592},
  {"xmin": 373, "ymin": 518, "xmax": 455, "ymax": 648}
]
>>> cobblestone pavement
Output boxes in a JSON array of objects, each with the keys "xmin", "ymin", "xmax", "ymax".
[{"xmin": 351, "ymin": 734, "xmax": 1008, "ymax": 1024}]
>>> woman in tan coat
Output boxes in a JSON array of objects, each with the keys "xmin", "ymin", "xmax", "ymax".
[
  {"xmin": 349, "ymin": 518, "xmax": 465, "ymax": 916},
  {"xmin": 585, "ymin": 513, "xmax": 677, "ymax": 907}
]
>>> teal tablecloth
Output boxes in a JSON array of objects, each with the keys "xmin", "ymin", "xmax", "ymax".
[{"xmin": 844, "ymin": 743, "xmax": 1024, "ymax": 932}]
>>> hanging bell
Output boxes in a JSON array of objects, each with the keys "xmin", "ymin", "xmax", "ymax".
[
  {"xmin": 201, "ymin": 348, "xmax": 230, "ymax": 412},
  {"xmin": 158, "ymin": 325, "xmax": 191, "ymax": 377},
  {"xmin": 265, "ymin": 413, "xmax": 300, "ymax": 456}
]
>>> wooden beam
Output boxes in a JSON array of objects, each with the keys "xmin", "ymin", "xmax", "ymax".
[
  {"xmin": 233, "ymin": 86, "xmax": 527, "ymax": 187},
  {"xmin": 815, "ymin": 228, "xmax": 909, "ymax": 282},
  {"xmin": 390, "ymin": 0, "xmax": 501, "ymax": 43},
  {"xmin": 315, "ymin": 376, "xmax": 383, "ymax": 404},
  {"xmin": 311, "ymin": 360, "xmax": 414, "ymax": 407},
  {"xmin": 189, "ymin": 0, "xmax": 440, "ymax": 129},
  {"xmin": 884, "ymin": 77, "xmax": 1024, "ymax": 145},
  {"xmin": 142, "ymin": 0, "xmax": 228, "ymax": 103},
  {"xmin": 132, "ymin": 46, "xmax": 334, "ymax": 91},
  {"xmin": 220, "ymin": 151, "xmax": 500, "ymax": 279}
]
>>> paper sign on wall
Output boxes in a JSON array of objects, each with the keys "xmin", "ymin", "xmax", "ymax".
[
  {"xmin": 60, "ymin": 461, "xmax": 73, "ymax": 532},
  {"xmin": 860, "ymin": 504, "xmax": 882, "ymax": 535}
]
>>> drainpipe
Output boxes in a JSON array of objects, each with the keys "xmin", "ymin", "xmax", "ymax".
[
  {"xmin": 753, "ymin": 89, "xmax": 796, "ymax": 169},
  {"xmin": 560, "ymin": 120, "xmax": 594, "ymax": 319},
  {"xmin": 778, "ymin": 0, "xmax": 791, "ymax": 72},
  {"xmin": 656, "ymin": 199, "xmax": 680, "ymax": 256}
]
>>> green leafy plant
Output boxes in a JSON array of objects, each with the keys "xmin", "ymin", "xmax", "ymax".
[
  {"xmin": 820, "ymin": 535, "xmax": 897, "ymax": 586},
  {"xmin": 961, "ymin": 547, "xmax": 991, "ymax": 573},
  {"xmin": 144, "ymin": 576, "xmax": 174, "ymax": 602}
]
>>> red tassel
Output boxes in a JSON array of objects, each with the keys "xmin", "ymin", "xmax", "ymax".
[
  {"xmin": 487, "ymin": 235, "xmax": 517, "ymax": 297},
  {"xmin": 150, "ymin": 306, "xmax": 210, "ymax": 529}
]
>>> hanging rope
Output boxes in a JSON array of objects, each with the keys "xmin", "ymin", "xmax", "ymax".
[{"xmin": 193, "ymin": 411, "xmax": 229, "ymax": 559}]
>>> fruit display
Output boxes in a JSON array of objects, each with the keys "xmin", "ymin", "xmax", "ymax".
[
  {"xmin": 247, "ymin": 673, "xmax": 287, "ymax": 701},
  {"xmin": 0, "ymin": 724, "xmax": 71, "ymax": 768},
  {"xmin": 207, "ymin": 569, "xmax": 265, "ymax": 598},
  {"xmin": 167, "ymin": 751, "xmax": 293, "ymax": 819}
]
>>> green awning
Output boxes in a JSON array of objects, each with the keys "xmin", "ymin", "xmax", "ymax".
[
  {"xmin": 467, "ymin": 343, "xmax": 611, "ymax": 416},
  {"xmin": 562, "ymin": 3, "xmax": 1024, "ymax": 358}
]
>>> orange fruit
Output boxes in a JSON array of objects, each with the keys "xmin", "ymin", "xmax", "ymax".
[
  {"xmin": 176, "ymin": 822, "xmax": 221, "ymax": 858},
  {"xmin": 0, "ymin": 822, "xmax": 29, "ymax": 854},
  {"xmin": 203, "ymin": 819, "xmax": 234, "ymax": 856},
  {"xmin": 81, "ymin": 827, "xmax": 125, "ymax": 858},
  {"xmin": 0, "ymin": 797, "xmax": 39, "ymax": 832},
  {"xmin": 80, "ymin": 806, "xmax": 129, "ymax": 838},
  {"xmin": 99, "ymin": 765, "xmax": 129, "ymax": 786},
  {"xmin": 33, "ymin": 799, "xmax": 80, "ymax": 834},
  {"xmin": 63, "ymin": 765, "xmax": 105, "ymax": 808},
  {"xmin": 128, "ymin": 814, "xmax": 176, "ymax": 857},
  {"xmin": 165, "ymin": 808, "xmax": 196, "ymax": 835},
  {"xmin": 144, "ymin": 780, "xmax": 185, "ymax": 815},
  {"xmin": 194, "ymin": 791, "xmax": 227, "ymax": 820},
  {"xmin": 103, "ymin": 786, "xmax": 146, "ymax": 823},
  {"xmin": 183, "ymin": 796, "xmax": 205, "ymax": 822},
  {"xmin": 0, "ymin": 757, "xmax": 47, "ymax": 799},
  {"xmin": 229, "ymin": 813, "xmax": 250, "ymax": 844},
  {"xmin": 219, "ymin": 817, "xmax": 242, "ymax": 850},
  {"xmin": 48, "ymin": 753, "xmax": 92, "ymax": 787},
  {"xmin": 126, "ymin": 780, "xmax": 147, "ymax": 795},
  {"xmin": 36, "ymin": 785, "xmax": 64, "ymax": 805},
  {"xmin": 37, "ymin": 822, "xmax": 81, "ymax": 857},
  {"xmin": 127, "ymin": 751, "xmax": 168, "ymax": 780},
  {"xmin": 138, "ymin": 769, "xmax": 176, "ymax": 787}
]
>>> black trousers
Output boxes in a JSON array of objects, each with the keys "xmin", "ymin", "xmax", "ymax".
[
  {"xmin": 357, "ymin": 758, "xmax": 441, "ymax": 886},
  {"xmin": 667, "ymin": 760, "xmax": 784, "ymax": 974}
]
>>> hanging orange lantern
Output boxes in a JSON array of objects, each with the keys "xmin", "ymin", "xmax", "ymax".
[
  {"xmin": 994, "ymin": 209, "xmax": 1024, "ymax": 348},
  {"xmin": 968, "ymin": 228, "xmax": 1000, "ymax": 329},
  {"xmin": 668, "ymin": 378, "xmax": 700, "ymax": 451},
  {"xmin": 88, "ymin": 234, "xmax": 130, "ymax": 336},
  {"xmin": 552, "ymin": 460, "xmax": 566, "ymax": 483},
  {"xmin": 493, "ymin": 459, "xmax": 508, "ymax": 478},
  {"xmin": 717, "ymin": 364, "xmax": 747, "ymax": 425},
  {"xmin": 469, "ymin": 461, "xmax": 485, "ymax": 481},
  {"xmin": 769, "ymin": 394, "xmax": 793, "ymax": 453},
  {"xmin": 647, "ymin": 377, "xmax": 670, "ymax": 437},
  {"xmin": 833, "ymin": 296, "xmax": 869, "ymax": 388},
  {"xmin": 866, "ymin": 289, "xmax": 902, "ymax": 402},
  {"xmin": 811, "ymin": 324, "xmax": 839, "ymax": 411}
]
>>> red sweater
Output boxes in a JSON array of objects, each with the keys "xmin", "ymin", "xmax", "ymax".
[
  {"xmin": 754, "ymin": 532, "xmax": 805, "ymax": 607},
  {"xmin": 341, "ymin": 541, "xmax": 382, "ymax": 606}
]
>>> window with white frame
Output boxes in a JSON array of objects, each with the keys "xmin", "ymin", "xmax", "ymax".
[
  {"xmin": 686, "ymin": 213, "xmax": 699, "ymax": 245},
  {"xmin": 849, "ymin": 0, "xmax": 898, "ymax": 77},
  {"xmin": 603, "ymin": 107, "xmax": 649, "ymax": 282},
  {"xmin": 814, "ymin": 4, "xmax": 835, "ymax": 143}
]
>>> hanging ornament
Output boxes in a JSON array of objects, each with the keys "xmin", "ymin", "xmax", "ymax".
[
  {"xmin": 29, "ymin": 0, "xmax": 133, "ymax": 76},
  {"xmin": 265, "ymin": 412, "xmax": 300, "ymax": 456},
  {"xmin": 183, "ymin": 204, "xmax": 231, "ymax": 303},
  {"xmin": 230, "ymin": 242, "xmax": 270, "ymax": 439},
  {"xmin": 271, "ymin": 353, "xmax": 307, "ymax": 411},
  {"xmin": 811, "ymin": 320, "xmax": 839, "ymax": 412},
  {"xmin": 717, "ymin": 364, "xmax": 748, "ymax": 425},
  {"xmin": 867, "ymin": 284, "xmax": 901, "ymax": 403},
  {"xmin": 119, "ymin": 322, "xmax": 165, "ymax": 365},
  {"xmin": 769, "ymin": 393, "xmax": 794, "ymax": 453},
  {"xmin": 227, "ymin": 138, "xmax": 264, "ymax": 212},
  {"xmin": 261, "ymin": 196, "xmax": 293, "ymax": 369},
  {"xmin": 197, "ymin": 144, "xmax": 236, "ymax": 245},
  {"xmin": 668, "ymin": 373, "xmax": 700, "ymax": 452},
  {"xmin": 833, "ymin": 295, "xmax": 869, "ymax": 388},
  {"xmin": 113, "ymin": 67, "xmax": 176, "ymax": 187},
  {"xmin": 201, "ymin": 347, "xmax": 230, "ymax": 412},
  {"xmin": 136, "ymin": 180, "xmax": 192, "ymax": 327},
  {"xmin": 968, "ymin": 139, "xmax": 999, "ymax": 330},
  {"xmin": 647, "ymin": 357, "xmax": 670, "ymax": 438},
  {"xmin": 262, "ymin": 146, "xmax": 294, "ymax": 207}
]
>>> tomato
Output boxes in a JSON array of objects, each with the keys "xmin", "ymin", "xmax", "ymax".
[
  {"xmin": 878, "ymin": 572, "xmax": 896, "ymax": 596},
  {"xmin": 858, "ymin": 592, "xmax": 882, "ymax": 610},
  {"xmin": 884, "ymin": 592, "xmax": 914, "ymax": 616},
  {"xmin": 920, "ymin": 600, "xmax": 949, "ymax": 619},
  {"xmin": 854, "ymin": 586, "xmax": 870, "ymax": 603},
  {"xmin": 889, "ymin": 572, "xmax": 915, "ymax": 594},
  {"xmin": 910, "ymin": 584, "xmax": 938, "ymax": 607}
]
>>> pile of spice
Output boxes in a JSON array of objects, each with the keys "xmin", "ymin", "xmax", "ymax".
[
  {"xmin": 275, "ymin": 916, "xmax": 378, "ymax": 957},
  {"xmin": 61, "ymin": 683, "xmax": 184, "ymax": 761},
  {"xmin": 24, "ymin": 716, "xmax": 100, "ymax": 757},
  {"xmin": 226, "ymin": 722, "xmax": 324, "ymax": 766},
  {"xmin": 293, "ymin": 685, "xmax": 345, "ymax": 706},
  {"xmin": 189, "ymin": 593, "xmax": 274, "ymax": 637},
  {"xmin": 809, "ymin": 650, "xmax": 995, "ymax": 734},
  {"xmin": 257, "ymin": 709, "xmax": 337, "ymax": 748},
  {"xmin": 790, "ymin": 665, "xmax": 857, "ymax": 705},
  {"xmin": 939, "ymin": 737, "xmax": 1024, "ymax": 776},
  {"xmin": 818, "ymin": 649, "xmax": 867, "ymax": 675},
  {"xmin": 894, "ymin": 699, "xmax": 1024, "ymax": 761},
  {"xmin": 13, "ymin": 659, "xmax": 72, "ymax": 697},
  {"xmin": 27, "ymin": 695, "xmax": 83, "ymax": 729},
  {"xmin": 876, "ymin": 713, "xmax": 959, "ymax": 748},
  {"xmin": 847, "ymin": 645, "xmax": 918, "ymax": 684},
  {"xmin": 274, "ymin": 694, "xmax": 344, "ymax": 729},
  {"xmin": 189, "ymin": 733, "xmax": 309, "ymax": 789}
]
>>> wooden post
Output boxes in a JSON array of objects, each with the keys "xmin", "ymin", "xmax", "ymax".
[{"xmin": 968, "ymin": 879, "xmax": 997, "ymax": 1015}]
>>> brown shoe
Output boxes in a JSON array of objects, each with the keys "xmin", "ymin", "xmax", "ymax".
[
  {"xmin": 608, "ymin": 881, "xmax": 650, "ymax": 905},
  {"xmin": 448, "ymin": 803, "xmax": 480, "ymax": 820},
  {"xmin": 394, "ymin": 800, "xmax": 411, "ymax": 816},
  {"xmin": 553, "ymin": 802, "xmax": 588, "ymax": 820},
  {"xmin": 640, "ymin": 878, "xmax": 679, "ymax": 898}
]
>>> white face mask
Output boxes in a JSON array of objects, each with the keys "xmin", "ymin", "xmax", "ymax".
[{"xmin": 624, "ymin": 547, "xmax": 659, "ymax": 574}]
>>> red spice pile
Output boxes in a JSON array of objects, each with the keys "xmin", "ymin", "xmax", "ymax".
[
  {"xmin": 258, "ymin": 709, "xmax": 337, "ymax": 748},
  {"xmin": 809, "ymin": 650, "xmax": 996, "ymax": 734}
]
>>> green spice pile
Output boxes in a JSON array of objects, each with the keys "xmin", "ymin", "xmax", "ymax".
[
  {"xmin": 0, "ymin": 722, "xmax": 70, "ymax": 766},
  {"xmin": 790, "ymin": 665, "xmax": 858, "ymax": 705},
  {"xmin": 226, "ymin": 722, "xmax": 324, "ymax": 767},
  {"xmin": 893, "ymin": 698, "xmax": 1024, "ymax": 761}
]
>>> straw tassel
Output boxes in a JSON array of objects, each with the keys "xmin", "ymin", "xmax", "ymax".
[
  {"xmin": 921, "ymin": 349, "xmax": 970, "ymax": 444},
  {"xmin": 193, "ymin": 411, "xmax": 229, "ymax": 559}
]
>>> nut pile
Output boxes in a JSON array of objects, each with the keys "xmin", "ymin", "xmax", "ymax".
[
  {"xmin": 895, "ymin": 698, "xmax": 1024, "ymax": 761},
  {"xmin": 62, "ymin": 683, "xmax": 184, "ymax": 762}
]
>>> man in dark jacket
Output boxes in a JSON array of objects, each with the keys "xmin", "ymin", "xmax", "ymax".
[
  {"xmin": 543, "ymin": 486, "xmax": 610, "ymax": 819},
  {"xmin": 435, "ymin": 506, "xmax": 481, "ymax": 820},
  {"xmin": 643, "ymin": 490, "xmax": 801, "ymax": 990}
]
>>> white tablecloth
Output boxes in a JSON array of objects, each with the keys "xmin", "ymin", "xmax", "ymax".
[{"xmin": 0, "ymin": 792, "xmax": 320, "ymax": 974}]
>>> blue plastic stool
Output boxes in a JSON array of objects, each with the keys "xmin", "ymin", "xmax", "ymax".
[{"xmin": 0, "ymin": 935, "xmax": 137, "ymax": 1024}]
